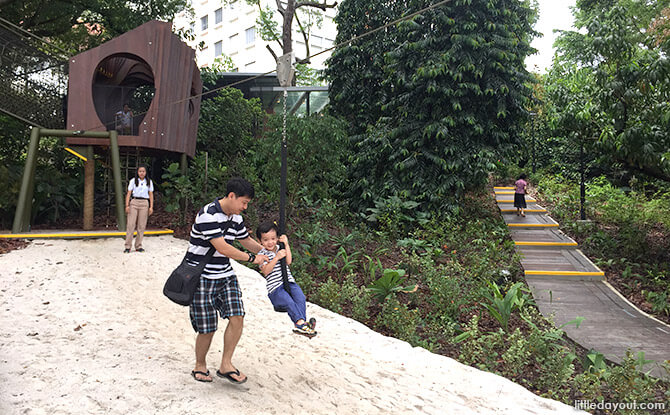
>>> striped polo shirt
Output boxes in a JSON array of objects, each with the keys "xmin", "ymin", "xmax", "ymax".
[
  {"xmin": 258, "ymin": 247, "xmax": 296, "ymax": 294},
  {"xmin": 186, "ymin": 199, "xmax": 249, "ymax": 279}
]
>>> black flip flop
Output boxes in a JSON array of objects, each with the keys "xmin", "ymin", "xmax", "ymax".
[
  {"xmin": 191, "ymin": 370, "xmax": 212, "ymax": 383},
  {"xmin": 216, "ymin": 369, "xmax": 248, "ymax": 384}
]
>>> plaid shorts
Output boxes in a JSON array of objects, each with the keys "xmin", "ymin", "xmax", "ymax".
[{"xmin": 189, "ymin": 276, "xmax": 245, "ymax": 333}]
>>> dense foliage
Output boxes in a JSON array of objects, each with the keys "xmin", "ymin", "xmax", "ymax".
[
  {"xmin": 327, "ymin": 0, "xmax": 537, "ymax": 214},
  {"xmin": 539, "ymin": 0, "xmax": 670, "ymax": 183},
  {"xmin": 1, "ymin": 0, "xmax": 190, "ymax": 52}
]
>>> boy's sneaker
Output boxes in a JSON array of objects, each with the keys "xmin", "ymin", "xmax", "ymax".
[
  {"xmin": 308, "ymin": 318, "xmax": 316, "ymax": 330},
  {"xmin": 293, "ymin": 323, "xmax": 316, "ymax": 338}
]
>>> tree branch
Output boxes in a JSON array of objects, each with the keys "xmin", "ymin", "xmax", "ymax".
[
  {"xmin": 266, "ymin": 44, "xmax": 279, "ymax": 63},
  {"xmin": 295, "ymin": 1, "xmax": 337, "ymax": 11},
  {"xmin": 276, "ymin": 0, "xmax": 285, "ymax": 15},
  {"xmin": 294, "ymin": 11, "xmax": 310, "ymax": 63}
]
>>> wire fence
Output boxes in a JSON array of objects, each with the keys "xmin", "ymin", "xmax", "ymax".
[{"xmin": 0, "ymin": 17, "xmax": 68, "ymax": 129}]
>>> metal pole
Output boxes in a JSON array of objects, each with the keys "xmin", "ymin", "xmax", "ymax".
[
  {"xmin": 279, "ymin": 88, "xmax": 290, "ymax": 293},
  {"xmin": 12, "ymin": 127, "xmax": 41, "ymax": 233},
  {"xmin": 580, "ymin": 139, "xmax": 586, "ymax": 220},
  {"xmin": 109, "ymin": 130, "xmax": 126, "ymax": 231}
]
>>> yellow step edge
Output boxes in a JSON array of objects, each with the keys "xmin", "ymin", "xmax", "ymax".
[
  {"xmin": 500, "ymin": 209, "xmax": 547, "ymax": 213},
  {"xmin": 515, "ymin": 241, "xmax": 578, "ymax": 246},
  {"xmin": 497, "ymin": 199, "xmax": 537, "ymax": 203},
  {"xmin": 494, "ymin": 191, "xmax": 516, "ymax": 194},
  {"xmin": 494, "ymin": 186, "xmax": 514, "ymax": 189},
  {"xmin": 525, "ymin": 270, "xmax": 605, "ymax": 276},
  {"xmin": 507, "ymin": 223, "xmax": 559, "ymax": 228},
  {"xmin": 0, "ymin": 229, "xmax": 174, "ymax": 239}
]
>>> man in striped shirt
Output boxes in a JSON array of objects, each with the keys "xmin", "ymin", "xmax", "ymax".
[{"xmin": 187, "ymin": 177, "xmax": 268, "ymax": 384}]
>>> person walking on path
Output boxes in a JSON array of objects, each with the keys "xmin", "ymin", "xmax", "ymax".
[
  {"xmin": 124, "ymin": 165, "xmax": 153, "ymax": 253},
  {"xmin": 256, "ymin": 221, "xmax": 316, "ymax": 337},
  {"xmin": 187, "ymin": 177, "xmax": 268, "ymax": 384},
  {"xmin": 514, "ymin": 173, "xmax": 528, "ymax": 217}
]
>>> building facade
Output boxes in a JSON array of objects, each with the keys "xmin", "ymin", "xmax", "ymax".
[{"xmin": 174, "ymin": 0, "xmax": 338, "ymax": 72}]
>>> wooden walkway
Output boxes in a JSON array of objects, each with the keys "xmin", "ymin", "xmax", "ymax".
[{"xmin": 494, "ymin": 187, "xmax": 670, "ymax": 379}]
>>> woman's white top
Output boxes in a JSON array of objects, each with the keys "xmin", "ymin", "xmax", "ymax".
[{"xmin": 128, "ymin": 178, "xmax": 154, "ymax": 198}]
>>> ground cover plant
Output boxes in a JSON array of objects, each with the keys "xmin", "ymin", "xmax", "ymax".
[{"xmin": 277, "ymin": 186, "xmax": 670, "ymax": 413}]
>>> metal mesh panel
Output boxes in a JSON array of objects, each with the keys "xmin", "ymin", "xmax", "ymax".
[{"xmin": 0, "ymin": 18, "xmax": 68, "ymax": 128}]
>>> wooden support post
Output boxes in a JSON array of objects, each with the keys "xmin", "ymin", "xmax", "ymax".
[
  {"xmin": 12, "ymin": 127, "xmax": 41, "ymax": 233},
  {"xmin": 83, "ymin": 146, "xmax": 95, "ymax": 230},
  {"xmin": 109, "ymin": 131, "xmax": 125, "ymax": 231},
  {"xmin": 180, "ymin": 153, "xmax": 188, "ymax": 176}
]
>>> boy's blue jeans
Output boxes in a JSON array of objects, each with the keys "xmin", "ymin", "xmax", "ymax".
[{"xmin": 268, "ymin": 282, "xmax": 306, "ymax": 324}]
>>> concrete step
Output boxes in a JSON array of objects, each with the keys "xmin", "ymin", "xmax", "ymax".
[
  {"xmin": 499, "ymin": 205, "xmax": 548, "ymax": 214},
  {"xmin": 493, "ymin": 186, "xmax": 514, "ymax": 190},
  {"xmin": 519, "ymin": 248, "xmax": 604, "ymax": 280},
  {"xmin": 503, "ymin": 214, "xmax": 559, "ymax": 228},
  {"xmin": 496, "ymin": 197, "xmax": 537, "ymax": 203},
  {"xmin": 510, "ymin": 228, "xmax": 578, "ymax": 249}
]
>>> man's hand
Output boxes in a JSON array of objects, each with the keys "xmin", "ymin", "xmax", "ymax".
[
  {"xmin": 149, "ymin": 207, "xmax": 154, "ymax": 215},
  {"xmin": 253, "ymin": 254, "xmax": 269, "ymax": 265},
  {"xmin": 279, "ymin": 234, "xmax": 289, "ymax": 244}
]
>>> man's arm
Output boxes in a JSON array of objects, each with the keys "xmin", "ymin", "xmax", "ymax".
[
  {"xmin": 239, "ymin": 236, "xmax": 264, "ymax": 255},
  {"xmin": 210, "ymin": 237, "xmax": 267, "ymax": 265}
]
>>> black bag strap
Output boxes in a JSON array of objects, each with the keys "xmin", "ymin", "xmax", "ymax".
[
  {"xmin": 184, "ymin": 216, "xmax": 234, "ymax": 274},
  {"xmin": 184, "ymin": 244, "xmax": 216, "ymax": 275}
]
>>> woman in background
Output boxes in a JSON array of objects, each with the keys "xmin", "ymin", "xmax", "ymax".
[{"xmin": 124, "ymin": 165, "xmax": 154, "ymax": 252}]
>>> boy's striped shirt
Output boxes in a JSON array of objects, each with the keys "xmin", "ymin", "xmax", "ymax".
[
  {"xmin": 186, "ymin": 199, "xmax": 249, "ymax": 279},
  {"xmin": 258, "ymin": 247, "xmax": 295, "ymax": 293}
]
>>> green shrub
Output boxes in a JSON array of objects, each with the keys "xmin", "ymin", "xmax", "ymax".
[
  {"xmin": 313, "ymin": 277, "xmax": 342, "ymax": 313},
  {"xmin": 367, "ymin": 268, "xmax": 416, "ymax": 302},
  {"xmin": 375, "ymin": 296, "xmax": 420, "ymax": 344}
]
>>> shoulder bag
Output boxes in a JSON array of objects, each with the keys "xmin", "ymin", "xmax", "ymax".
[{"xmin": 163, "ymin": 246, "xmax": 216, "ymax": 306}]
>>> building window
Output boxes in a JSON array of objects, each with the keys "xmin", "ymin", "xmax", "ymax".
[
  {"xmin": 214, "ymin": 8, "xmax": 223, "ymax": 24},
  {"xmin": 245, "ymin": 61, "xmax": 256, "ymax": 69},
  {"xmin": 214, "ymin": 41, "xmax": 223, "ymax": 56},
  {"xmin": 200, "ymin": 15, "xmax": 208, "ymax": 31},
  {"xmin": 189, "ymin": 22, "xmax": 195, "ymax": 34},
  {"xmin": 245, "ymin": 27, "xmax": 255, "ymax": 44},
  {"xmin": 229, "ymin": 33, "xmax": 239, "ymax": 44}
]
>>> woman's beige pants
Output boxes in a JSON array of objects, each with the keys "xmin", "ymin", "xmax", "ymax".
[{"xmin": 125, "ymin": 198, "xmax": 149, "ymax": 250}]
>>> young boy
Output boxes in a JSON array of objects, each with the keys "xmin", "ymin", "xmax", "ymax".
[{"xmin": 256, "ymin": 221, "xmax": 316, "ymax": 337}]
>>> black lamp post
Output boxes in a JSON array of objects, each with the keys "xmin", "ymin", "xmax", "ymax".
[{"xmin": 579, "ymin": 136, "xmax": 586, "ymax": 220}]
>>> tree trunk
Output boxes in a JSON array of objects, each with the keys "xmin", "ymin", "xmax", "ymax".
[{"xmin": 282, "ymin": 0, "xmax": 296, "ymax": 55}]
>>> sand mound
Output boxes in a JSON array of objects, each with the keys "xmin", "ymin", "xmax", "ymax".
[{"xmin": 0, "ymin": 236, "xmax": 584, "ymax": 414}]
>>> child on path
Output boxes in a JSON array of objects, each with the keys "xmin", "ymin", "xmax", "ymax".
[
  {"xmin": 514, "ymin": 173, "xmax": 528, "ymax": 217},
  {"xmin": 256, "ymin": 221, "xmax": 316, "ymax": 337}
]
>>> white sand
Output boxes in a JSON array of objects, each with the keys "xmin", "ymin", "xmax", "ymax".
[{"xmin": 0, "ymin": 236, "xmax": 586, "ymax": 415}]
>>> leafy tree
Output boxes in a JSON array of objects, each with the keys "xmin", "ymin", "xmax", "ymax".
[
  {"xmin": 1, "ymin": 0, "xmax": 190, "ymax": 52},
  {"xmin": 325, "ymin": 0, "xmax": 406, "ymax": 136},
  {"xmin": 251, "ymin": 113, "xmax": 348, "ymax": 203},
  {"xmin": 196, "ymin": 87, "xmax": 265, "ymax": 177},
  {"xmin": 332, "ymin": 0, "xmax": 537, "ymax": 213},
  {"xmin": 549, "ymin": 0, "xmax": 670, "ymax": 182},
  {"xmin": 232, "ymin": 0, "xmax": 336, "ymax": 69}
]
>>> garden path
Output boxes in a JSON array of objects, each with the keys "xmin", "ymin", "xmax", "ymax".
[{"xmin": 494, "ymin": 187, "xmax": 670, "ymax": 380}]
